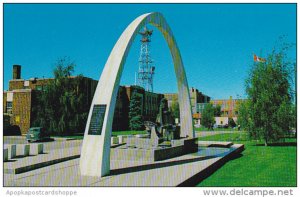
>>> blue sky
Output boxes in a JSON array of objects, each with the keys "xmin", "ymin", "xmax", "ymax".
[{"xmin": 4, "ymin": 4, "xmax": 296, "ymax": 99}]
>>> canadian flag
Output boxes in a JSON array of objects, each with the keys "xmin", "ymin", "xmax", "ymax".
[{"xmin": 253, "ymin": 54, "xmax": 266, "ymax": 62}]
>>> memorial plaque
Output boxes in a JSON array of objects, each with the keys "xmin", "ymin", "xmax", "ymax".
[{"xmin": 88, "ymin": 105, "xmax": 106, "ymax": 135}]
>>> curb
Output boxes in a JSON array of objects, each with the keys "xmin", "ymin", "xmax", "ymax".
[{"xmin": 4, "ymin": 155, "xmax": 80, "ymax": 174}]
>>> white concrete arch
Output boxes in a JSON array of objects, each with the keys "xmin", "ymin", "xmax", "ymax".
[{"xmin": 80, "ymin": 12, "xmax": 194, "ymax": 177}]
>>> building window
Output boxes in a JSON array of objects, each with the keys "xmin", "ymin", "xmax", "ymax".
[
  {"xmin": 24, "ymin": 80, "xmax": 30, "ymax": 88},
  {"xmin": 6, "ymin": 101, "xmax": 12, "ymax": 114}
]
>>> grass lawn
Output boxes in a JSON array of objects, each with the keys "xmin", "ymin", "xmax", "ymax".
[
  {"xmin": 50, "ymin": 134, "xmax": 84, "ymax": 140},
  {"xmin": 51, "ymin": 130, "xmax": 147, "ymax": 139},
  {"xmin": 197, "ymin": 132, "xmax": 297, "ymax": 187},
  {"xmin": 195, "ymin": 127, "xmax": 238, "ymax": 132},
  {"xmin": 111, "ymin": 130, "xmax": 148, "ymax": 136}
]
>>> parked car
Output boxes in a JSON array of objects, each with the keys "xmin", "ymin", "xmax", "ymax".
[{"xmin": 26, "ymin": 127, "xmax": 50, "ymax": 142}]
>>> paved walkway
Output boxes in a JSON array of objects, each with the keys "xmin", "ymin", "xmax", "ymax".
[
  {"xmin": 4, "ymin": 146, "xmax": 81, "ymax": 174},
  {"xmin": 4, "ymin": 131, "xmax": 242, "ymax": 186},
  {"xmin": 4, "ymin": 144, "xmax": 244, "ymax": 186},
  {"xmin": 4, "ymin": 136, "xmax": 82, "ymax": 151},
  {"xmin": 3, "ymin": 131, "xmax": 238, "ymax": 175}
]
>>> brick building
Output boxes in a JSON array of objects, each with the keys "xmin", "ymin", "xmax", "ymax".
[
  {"xmin": 210, "ymin": 96, "xmax": 244, "ymax": 117},
  {"xmin": 113, "ymin": 85, "xmax": 164, "ymax": 130},
  {"xmin": 3, "ymin": 65, "xmax": 164, "ymax": 134},
  {"xmin": 194, "ymin": 96, "xmax": 247, "ymax": 126},
  {"xmin": 164, "ymin": 87, "xmax": 211, "ymax": 114},
  {"xmin": 3, "ymin": 65, "xmax": 98, "ymax": 134},
  {"xmin": 4, "ymin": 89, "xmax": 34, "ymax": 135}
]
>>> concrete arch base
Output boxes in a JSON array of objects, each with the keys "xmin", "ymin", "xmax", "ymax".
[{"xmin": 80, "ymin": 12, "xmax": 195, "ymax": 177}]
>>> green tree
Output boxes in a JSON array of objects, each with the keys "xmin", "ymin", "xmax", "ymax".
[
  {"xmin": 242, "ymin": 40, "xmax": 295, "ymax": 146},
  {"xmin": 201, "ymin": 103, "xmax": 215, "ymax": 130},
  {"xmin": 237, "ymin": 100, "xmax": 252, "ymax": 130},
  {"xmin": 113, "ymin": 87, "xmax": 129, "ymax": 130},
  {"xmin": 214, "ymin": 104, "xmax": 221, "ymax": 116},
  {"xmin": 128, "ymin": 91, "xmax": 144, "ymax": 130},
  {"xmin": 32, "ymin": 57, "xmax": 89, "ymax": 135},
  {"xmin": 170, "ymin": 101, "xmax": 180, "ymax": 119},
  {"xmin": 228, "ymin": 118, "xmax": 236, "ymax": 128}
]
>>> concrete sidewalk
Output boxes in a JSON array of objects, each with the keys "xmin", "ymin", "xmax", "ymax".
[
  {"xmin": 3, "ymin": 131, "xmax": 238, "ymax": 175},
  {"xmin": 4, "ymin": 144, "xmax": 244, "ymax": 186},
  {"xmin": 4, "ymin": 146, "xmax": 81, "ymax": 174}
]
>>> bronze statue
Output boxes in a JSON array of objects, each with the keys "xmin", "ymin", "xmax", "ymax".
[{"xmin": 145, "ymin": 98, "xmax": 180, "ymax": 142}]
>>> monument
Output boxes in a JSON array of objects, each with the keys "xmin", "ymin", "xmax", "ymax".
[
  {"xmin": 143, "ymin": 98, "xmax": 180, "ymax": 142},
  {"xmin": 80, "ymin": 12, "xmax": 195, "ymax": 177},
  {"xmin": 109, "ymin": 97, "xmax": 197, "ymax": 163}
]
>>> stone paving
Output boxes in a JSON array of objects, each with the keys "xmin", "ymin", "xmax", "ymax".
[
  {"xmin": 4, "ymin": 131, "xmax": 243, "ymax": 186},
  {"xmin": 4, "ymin": 146, "xmax": 81, "ymax": 174},
  {"xmin": 4, "ymin": 144, "xmax": 244, "ymax": 186}
]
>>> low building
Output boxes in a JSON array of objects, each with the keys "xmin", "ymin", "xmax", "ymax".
[
  {"xmin": 3, "ymin": 65, "xmax": 164, "ymax": 134},
  {"xmin": 215, "ymin": 117, "xmax": 237, "ymax": 126},
  {"xmin": 194, "ymin": 96, "xmax": 247, "ymax": 127},
  {"xmin": 210, "ymin": 96, "xmax": 242, "ymax": 117},
  {"xmin": 4, "ymin": 89, "xmax": 35, "ymax": 135},
  {"xmin": 164, "ymin": 87, "xmax": 211, "ymax": 114},
  {"xmin": 3, "ymin": 65, "xmax": 98, "ymax": 135},
  {"xmin": 113, "ymin": 85, "xmax": 164, "ymax": 131}
]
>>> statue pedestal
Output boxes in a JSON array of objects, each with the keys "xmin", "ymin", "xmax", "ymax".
[{"xmin": 111, "ymin": 136, "xmax": 198, "ymax": 162}]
